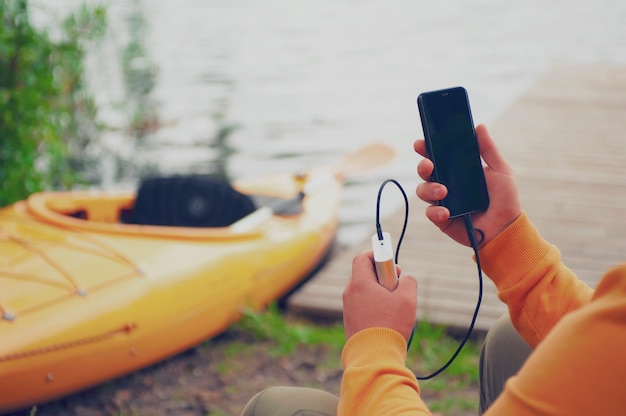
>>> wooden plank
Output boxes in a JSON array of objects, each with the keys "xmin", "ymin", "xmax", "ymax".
[{"xmin": 288, "ymin": 65, "xmax": 626, "ymax": 333}]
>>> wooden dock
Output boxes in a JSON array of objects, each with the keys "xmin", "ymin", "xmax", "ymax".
[{"xmin": 288, "ymin": 65, "xmax": 626, "ymax": 332}]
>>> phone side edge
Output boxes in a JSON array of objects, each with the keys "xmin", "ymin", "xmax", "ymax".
[{"xmin": 416, "ymin": 94, "xmax": 439, "ymax": 184}]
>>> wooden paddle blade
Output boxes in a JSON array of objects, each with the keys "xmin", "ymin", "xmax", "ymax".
[{"xmin": 333, "ymin": 142, "xmax": 396, "ymax": 177}]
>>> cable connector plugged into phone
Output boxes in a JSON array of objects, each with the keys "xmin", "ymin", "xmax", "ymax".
[{"xmin": 371, "ymin": 231, "xmax": 399, "ymax": 291}]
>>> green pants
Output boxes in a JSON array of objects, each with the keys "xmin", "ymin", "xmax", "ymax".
[{"xmin": 241, "ymin": 314, "xmax": 531, "ymax": 416}]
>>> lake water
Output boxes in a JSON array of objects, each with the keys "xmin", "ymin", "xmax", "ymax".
[{"xmin": 42, "ymin": 0, "xmax": 626, "ymax": 247}]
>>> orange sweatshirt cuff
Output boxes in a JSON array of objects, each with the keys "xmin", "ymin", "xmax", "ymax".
[
  {"xmin": 478, "ymin": 211, "xmax": 557, "ymax": 290},
  {"xmin": 342, "ymin": 327, "xmax": 408, "ymax": 369}
]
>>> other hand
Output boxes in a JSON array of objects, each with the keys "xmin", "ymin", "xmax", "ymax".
[{"xmin": 343, "ymin": 251, "xmax": 417, "ymax": 342}]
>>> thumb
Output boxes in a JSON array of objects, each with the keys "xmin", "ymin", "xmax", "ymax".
[
  {"xmin": 398, "ymin": 273, "xmax": 417, "ymax": 292},
  {"xmin": 396, "ymin": 274, "xmax": 418, "ymax": 308},
  {"xmin": 476, "ymin": 124, "xmax": 513, "ymax": 174},
  {"xmin": 396, "ymin": 274, "xmax": 418, "ymax": 340}
]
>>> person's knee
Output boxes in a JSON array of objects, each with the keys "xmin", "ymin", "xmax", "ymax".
[
  {"xmin": 479, "ymin": 314, "xmax": 532, "ymax": 414},
  {"xmin": 484, "ymin": 314, "xmax": 527, "ymax": 353},
  {"xmin": 241, "ymin": 386, "xmax": 338, "ymax": 416}
]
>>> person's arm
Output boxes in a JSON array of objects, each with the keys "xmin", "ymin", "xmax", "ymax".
[
  {"xmin": 485, "ymin": 263, "xmax": 626, "ymax": 415},
  {"xmin": 478, "ymin": 211, "xmax": 593, "ymax": 347},
  {"xmin": 339, "ymin": 328, "xmax": 431, "ymax": 415},
  {"xmin": 339, "ymin": 252, "xmax": 431, "ymax": 415}
]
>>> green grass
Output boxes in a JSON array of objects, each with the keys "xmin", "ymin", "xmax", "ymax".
[
  {"xmin": 408, "ymin": 319, "xmax": 481, "ymax": 382},
  {"xmin": 233, "ymin": 303, "xmax": 346, "ymax": 356}
]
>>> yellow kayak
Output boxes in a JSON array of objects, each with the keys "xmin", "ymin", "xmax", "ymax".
[{"xmin": 0, "ymin": 163, "xmax": 347, "ymax": 412}]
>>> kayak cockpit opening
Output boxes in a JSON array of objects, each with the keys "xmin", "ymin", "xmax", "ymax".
[
  {"xmin": 123, "ymin": 175, "xmax": 257, "ymax": 227},
  {"xmin": 26, "ymin": 174, "xmax": 306, "ymax": 233}
]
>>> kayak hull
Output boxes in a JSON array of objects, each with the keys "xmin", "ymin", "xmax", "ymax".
[{"xmin": 0, "ymin": 169, "xmax": 341, "ymax": 412}]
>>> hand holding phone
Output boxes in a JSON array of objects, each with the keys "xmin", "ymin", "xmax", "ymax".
[{"xmin": 417, "ymin": 87, "xmax": 489, "ymax": 218}]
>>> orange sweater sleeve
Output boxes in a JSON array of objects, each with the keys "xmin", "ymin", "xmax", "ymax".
[
  {"xmin": 485, "ymin": 264, "xmax": 626, "ymax": 415},
  {"xmin": 478, "ymin": 211, "xmax": 626, "ymax": 414},
  {"xmin": 338, "ymin": 327, "xmax": 431, "ymax": 415},
  {"xmin": 478, "ymin": 211, "xmax": 593, "ymax": 347}
]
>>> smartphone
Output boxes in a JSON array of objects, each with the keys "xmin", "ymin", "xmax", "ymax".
[{"xmin": 417, "ymin": 86, "xmax": 489, "ymax": 218}]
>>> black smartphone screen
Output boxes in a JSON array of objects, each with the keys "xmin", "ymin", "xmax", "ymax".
[{"xmin": 417, "ymin": 86, "xmax": 489, "ymax": 218}]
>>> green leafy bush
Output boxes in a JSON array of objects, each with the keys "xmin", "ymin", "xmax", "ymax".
[{"xmin": 0, "ymin": 0, "xmax": 106, "ymax": 207}]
